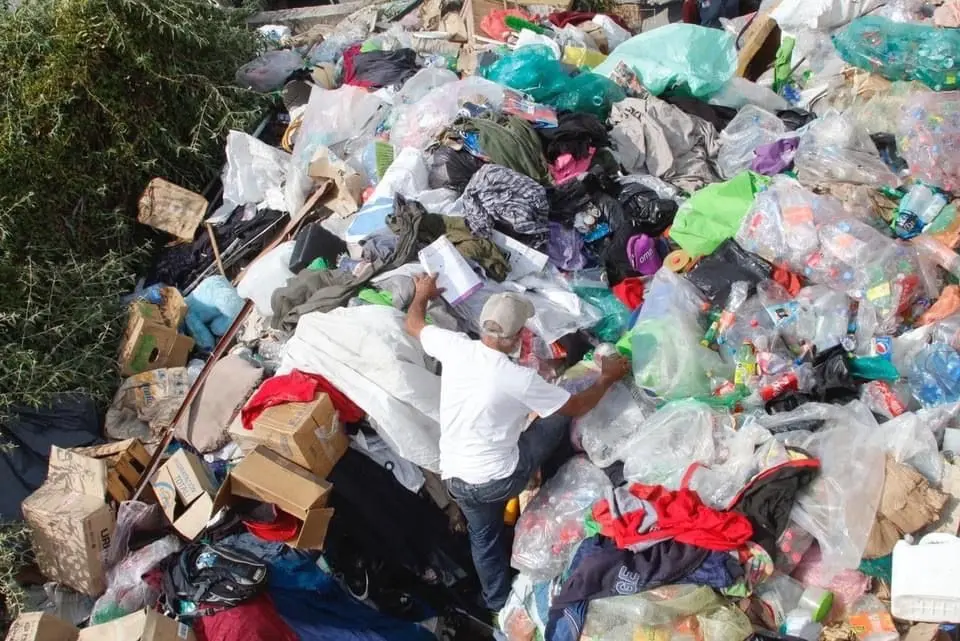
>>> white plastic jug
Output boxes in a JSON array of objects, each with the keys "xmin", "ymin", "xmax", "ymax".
[{"xmin": 892, "ymin": 533, "xmax": 960, "ymax": 622}]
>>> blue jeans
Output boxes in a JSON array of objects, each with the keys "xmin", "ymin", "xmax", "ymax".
[{"xmin": 446, "ymin": 414, "xmax": 572, "ymax": 610}]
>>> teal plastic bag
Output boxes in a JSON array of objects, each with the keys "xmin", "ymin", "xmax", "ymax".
[
  {"xmin": 833, "ymin": 17, "xmax": 960, "ymax": 91},
  {"xmin": 593, "ymin": 24, "xmax": 736, "ymax": 98},
  {"xmin": 670, "ymin": 171, "xmax": 769, "ymax": 258},
  {"xmin": 571, "ymin": 281, "xmax": 631, "ymax": 342},
  {"xmin": 480, "ymin": 46, "xmax": 625, "ymax": 119}
]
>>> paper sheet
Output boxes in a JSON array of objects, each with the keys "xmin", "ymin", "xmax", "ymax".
[{"xmin": 418, "ymin": 235, "xmax": 482, "ymax": 305}]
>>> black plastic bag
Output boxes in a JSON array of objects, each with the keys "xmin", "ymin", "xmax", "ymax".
[
  {"xmin": 427, "ymin": 146, "xmax": 484, "ymax": 191},
  {"xmin": 617, "ymin": 183, "xmax": 678, "ymax": 237},
  {"xmin": 685, "ymin": 239, "xmax": 773, "ymax": 303}
]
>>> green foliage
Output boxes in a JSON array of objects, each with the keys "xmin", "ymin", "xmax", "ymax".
[{"xmin": 0, "ymin": 0, "xmax": 266, "ymax": 622}]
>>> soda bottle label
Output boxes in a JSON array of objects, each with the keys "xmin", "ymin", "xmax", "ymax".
[{"xmin": 759, "ymin": 371, "xmax": 799, "ymax": 402}]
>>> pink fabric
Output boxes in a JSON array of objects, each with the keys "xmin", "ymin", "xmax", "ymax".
[
  {"xmin": 792, "ymin": 545, "xmax": 870, "ymax": 619},
  {"xmin": 935, "ymin": 0, "xmax": 960, "ymax": 27},
  {"xmin": 549, "ymin": 148, "xmax": 595, "ymax": 184}
]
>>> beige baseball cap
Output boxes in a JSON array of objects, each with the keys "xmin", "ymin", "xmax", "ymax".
[{"xmin": 480, "ymin": 292, "xmax": 535, "ymax": 338}]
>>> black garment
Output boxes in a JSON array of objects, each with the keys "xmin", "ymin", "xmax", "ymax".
[
  {"xmin": 289, "ymin": 222, "xmax": 347, "ymax": 273},
  {"xmin": 350, "ymin": 49, "xmax": 420, "ymax": 89},
  {"xmin": 551, "ymin": 537, "xmax": 710, "ymax": 608},
  {"xmin": 0, "ymin": 393, "xmax": 103, "ymax": 520},
  {"xmin": 685, "ymin": 238, "xmax": 772, "ymax": 303},
  {"xmin": 732, "ymin": 457, "xmax": 820, "ymax": 556},
  {"xmin": 427, "ymin": 146, "xmax": 484, "ymax": 192},
  {"xmin": 664, "ymin": 97, "xmax": 738, "ymax": 131},
  {"xmin": 150, "ymin": 207, "xmax": 287, "ymax": 290},
  {"xmin": 537, "ymin": 112, "xmax": 609, "ymax": 162}
]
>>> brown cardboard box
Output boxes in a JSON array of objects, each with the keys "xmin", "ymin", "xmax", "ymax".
[
  {"xmin": 77, "ymin": 609, "xmax": 195, "ymax": 641},
  {"xmin": 308, "ymin": 146, "xmax": 365, "ymax": 217},
  {"xmin": 215, "ymin": 446, "xmax": 334, "ymax": 549},
  {"xmin": 4, "ymin": 612, "xmax": 79, "ymax": 641},
  {"xmin": 119, "ymin": 299, "xmax": 194, "ymax": 377},
  {"xmin": 151, "ymin": 449, "xmax": 218, "ymax": 540},
  {"xmin": 137, "ymin": 178, "xmax": 209, "ymax": 242},
  {"xmin": 240, "ymin": 393, "xmax": 348, "ymax": 477},
  {"xmin": 21, "ymin": 447, "xmax": 117, "ymax": 596}
]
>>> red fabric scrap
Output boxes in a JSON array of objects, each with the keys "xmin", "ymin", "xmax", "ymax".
[
  {"xmin": 592, "ymin": 497, "xmax": 653, "ymax": 549},
  {"xmin": 628, "ymin": 484, "xmax": 753, "ymax": 551},
  {"xmin": 547, "ymin": 10, "xmax": 630, "ymax": 30},
  {"xmin": 342, "ymin": 43, "xmax": 374, "ymax": 89},
  {"xmin": 481, "ymin": 8, "xmax": 533, "ymax": 41},
  {"xmin": 195, "ymin": 595, "xmax": 298, "ymax": 641},
  {"xmin": 241, "ymin": 370, "xmax": 365, "ymax": 430},
  {"xmin": 612, "ymin": 277, "xmax": 645, "ymax": 311}
]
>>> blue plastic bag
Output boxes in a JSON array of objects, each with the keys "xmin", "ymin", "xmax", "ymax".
[{"xmin": 593, "ymin": 24, "xmax": 737, "ymax": 98}]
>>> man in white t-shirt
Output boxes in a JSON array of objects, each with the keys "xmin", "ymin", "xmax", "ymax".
[{"xmin": 405, "ymin": 273, "xmax": 630, "ymax": 611}]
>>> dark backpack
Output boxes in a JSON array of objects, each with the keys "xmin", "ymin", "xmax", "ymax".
[{"xmin": 161, "ymin": 543, "xmax": 268, "ymax": 617}]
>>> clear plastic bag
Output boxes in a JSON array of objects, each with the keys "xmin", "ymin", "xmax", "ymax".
[
  {"xmin": 584, "ymin": 585, "xmax": 724, "ymax": 641},
  {"xmin": 876, "ymin": 411, "xmax": 943, "ymax": 483},
  {"xmin": 91, "ymin": 535, "xmax": 182, "ymax": 624},
  {"xmin": 900, "ymin": 91, "xmax": 960, "ymax": 193},
  {"xmin": 631, "ymin": 318, "xmax": 732, "ymax": 400},
  {"xmin": 593, "ymin": 24, "xmax": 737, "ymax": 98},
  {"xmin": 684, "ymin": 422, "xmax": 773, "ymax": 509},
  {"xmin": 781, "ymin": 402, "xmax": 886, "ymax": 578},
  {"xmin": 104, "ymin": 502, "xmax": 163, "ymax": 570},
  {"xmin": 574, "ymin": 382, "xmax": 652, "ymax": 468},
  {"xmin": 697, "ymin": 605, "xmax": 753, "ymax": 641},
  {"xmin": 235, "ymin": 49, "xmax": 304, "ymax": 92},
  {"xmin": 389, "ymin": 76, "xmax": 505, "ymax": 149},
  {"xmin": 511, "ymin": 456, "xmax": 612, "ymax": 581},
  {"xmin": 392, "ymin": 67, "xmax": 459, "ymax": 106},
  {"xmin": 794, "ymin": 110, "xmax": 900, "ymax": 186},
  {"xmin": 832, "ymin": 16, "xmax": 960, "ymax": 91},
  {"xmin": 620, "ymin": 401, "xmax": 725, "ymax": 487},
  {"xmin": 709, "ymin": 78, "xmax": 789, "ymax": 113},
  {"xmin": 718, "ymin": 106, "xmax": 788, "ymax": 179}
]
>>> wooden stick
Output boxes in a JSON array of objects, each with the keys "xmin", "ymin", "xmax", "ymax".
[{"xmin": 206, "ymin": 222, "xmax": 227, "ymax": 278}]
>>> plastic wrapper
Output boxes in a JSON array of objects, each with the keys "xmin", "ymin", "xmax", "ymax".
[
  {"xmin": 91, "ymin": 535, "xmax": 182, "ymax": 624},
  {"xmin": 574, "ymin": 382, "xmax": 653, "ymax": 468},
  {"xmin": 832, "ymin": 16, "xmax": 960, "ymax": 91},
  {"xmin": 390, "ymin": 76, "xmax": 505, "ymax": 149},
  {"xmin": 511, "ymin": 456, "xmax": 612, "ymax": 581},
  {"xmin": 498, "ymin": 574, "xmax": 551, "ymax": 641},
  {"xmin": 794, "ymin": 110, "xmax": 900, "ymax": 186},
  {"xmin": 620, "ymin": 401, "xmax": 728, "ymax": 487},
  {"xmin": 235, "ymin": 49, "xmax": 304, "ymax": 92},
  {"xmin": 593, "ymin": 24, "xmax": 737, "ymax": 98},
  {"xmin": 899, "ymin": 91, "xmax": 960, "ymax": 193},
  {"xmin": 717, "ymin": 106, "xmax": 789, "ymax": 179},
  {"xmin": 778, "ymin": 402, "xmax": 886, "ymax": 578},
  {"xmin": 480, "ymin": 46, "xmax": 624, "ymax": 119},
  {"xmin": 286, "ymin": 86, "xmax": 386, "ymax": 215},
  {"xmin": 583, "ymin": 586, "xmax": 724, "ymax": 641}
]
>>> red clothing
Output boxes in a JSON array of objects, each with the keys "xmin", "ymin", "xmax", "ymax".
[
  {"xmin": 547, "ymin": 11, "xmax": 631, "ymax": 29},
  {"xmin": 612, "ymin": 277, "xmax": 645, "ymax": 311},
  {"xmin": 195, "ymin": 595, "xmax": 298, "ymax": 641},
  {"xmin": 241, "ymin": 370, "xmax": 365, "ymax": 429},
  {"xmin": 592, "ymin": 496, "xmax": 654, "ymax": 549},
  {"xmin": 628, "ymin": 484, "xmax": 753, "ymax": 551}
]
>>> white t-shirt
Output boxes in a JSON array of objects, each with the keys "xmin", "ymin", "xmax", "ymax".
[{"xmin": 420, "ymin": 326, "xmax": 572, "ymax": 484}]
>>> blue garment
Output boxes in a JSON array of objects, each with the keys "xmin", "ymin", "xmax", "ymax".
[
  {"xmin": 217, "ymin": 533, "xmax": 330, "ymax": 591},
  {"xmin": 271, "ymin": 587, "xmax": 435, "ymax": 641},
  {"xmin": 446, "ymin": 414, "xmax": 573, "ymax": 610}
]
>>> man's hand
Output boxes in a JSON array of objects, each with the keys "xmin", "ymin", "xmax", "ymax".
[
  {"xmin": 598, "ymin": 354, "xmax": 631, "ymax": 384},
  {"xmin": 414, "ymin": 273, "xmax": 444, "ymax": 301}
]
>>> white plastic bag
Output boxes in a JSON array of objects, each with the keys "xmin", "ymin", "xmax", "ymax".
[
  {"xmin": 877, "ymin": 411, "xmax": 943, "ymax": 484},
  {"xmin": 236, "ymin": 241, "xmax": 296, "ymax": 317},
  {"xmin": 393, "ymin": 68, "xmax": 459, "ymax": 106},
  {"xmin": 210, "ymin": 131, "xmax": 291, "ymax": 223},
  {"xmin": 575, "ymin": 382, "xmax": 652, "ymax": 468},
  {"xmin": 710, "ymin": 77, "xmax": 790, "ymax": 112},
  {"xmin": 511, "ymin": 456, "xmax": 612, "ymax": 580},
  {"xmin": 390, "ymin": 77, "xmax": 505, "ymax": 149},
  {"xmin": 370, "ymin": 147, "xmax": 430, "ymax": 202},
  {"xmin": 771, "ymin": 0, "xmax": 884, "ymax": 33},
  {"xmin": 592, "ymin": 15, "xmax": 631, "ymax": 51}
]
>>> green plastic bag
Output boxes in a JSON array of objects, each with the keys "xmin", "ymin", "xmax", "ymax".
[
  {"xmin": 593, "ymin": 24, "xmax": 736, "ymax": 98},
  {"xmin": 670, "ymin": 171, "xmax": 769, "ymax": 258},
  {"xmin": 571, "ymin": 280, "xmax": 631, "ymax": 342},
  {"xmin": 480, "ymin": 46, "xmax": 625, "ymax": 119}
]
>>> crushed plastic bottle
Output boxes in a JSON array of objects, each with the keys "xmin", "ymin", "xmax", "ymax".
[{"xmin": 847, "ymin": 595, "xmax": 899, "ymax": 641}]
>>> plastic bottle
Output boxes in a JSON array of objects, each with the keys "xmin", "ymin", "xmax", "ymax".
[
  {"xmin": 847, "ymin": 595, "xmax": 898, "ymax": 641},
  {"xmin": 782, "ymin": 608, "xmax": 822, "ymax": 641},
  {"xmin": 734, "ymin": 341, "xmax": 758, "ymax": 390},
  {"xmin": 893, "ymin": 183, "xmax": 949, "ymax": 239},
  {"xmin": 753, "ymin": 573, "xmax": 805, "ymax": 629},
  {"xmin": 742, "ymin": 364, "xmax": 815, "ymax": 407},
  {"xmin": 703, "ymin": 281, "xmax": 751, "ymax": 348}
]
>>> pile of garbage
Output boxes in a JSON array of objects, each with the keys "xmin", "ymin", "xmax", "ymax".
[{"xmin": 7, "ymin": 0, "xmax": 960, "ymax": 639}]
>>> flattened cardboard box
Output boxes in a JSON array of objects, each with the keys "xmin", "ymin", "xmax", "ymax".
[
  {"xmin": 22, "ymin": 446, "xmax": 116, "ymax": 597},
  {"xmin": 214, "ymin": 446, "xmax": 334, "ymax": 550},
  {"xmin": 137, "ymin": 177, "xmax": 208, "ymax": 241},
  {"xmin": 240, "ymin": 393, "xmax": 348, "ymax": 477},
  {"xmin": 151, "ymin": 449, "xmax": 218, "ymax": 540},
  {"xmin": 119, "ymin": 300, "xmax": 194, "ymax": 377},
  {"xmin": 77, "ymin": 609, "xmax": 195, "ymax": 641},
  {"xmin": 4, "ymin": 612, "xmax": 78, "ymax": 641}
]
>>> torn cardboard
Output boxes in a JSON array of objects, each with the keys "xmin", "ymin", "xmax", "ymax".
[
  {"xmin": 151, "ymin": 449, "xmax": 218, "ymax": 540},
  {"xmin": 22, "ymin": 447, "xmax": 116, "ymax": 596},
  {"xmin": 4, "ymin": 612, "xmax": 79, "ymax": 641},
  {"xmin": 215, "ymin": 446, "xmax": 334, "ymax": 549},
  {"xmin": 308, "ymin": 146, "xmax": 365, "ymax": 217},
  {"xmin": 137, "ymin": 178, "xmax": 209, "ymax": 241},
  {"xmin": 237, "ymin": 393, "xmax": 348, "ymax": 477},
  {"xmin": 119, "ymin": 297, "xmax": 194, "ymax": 377},
  {"xmin": 77, "ymin": 609, "xmax": 195, "ymax": 641}
]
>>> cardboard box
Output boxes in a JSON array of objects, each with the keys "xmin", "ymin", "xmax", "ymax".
[
  {"xmin": 308, "ymin": 145, "xmax": 365, "ymax": 217},
  {"xmin": 239, "ymin": 393, "xmax": 348, "ymax": 477},
  {"xmin": 119, "ymin": 299, "xmax": 194, "ymax": 377},
  {"xmin": 4, "ymin": 612, "xmax": 78, "ymax": 641},
  {"xmin": 77, "ymin": 609, "xmax": 195, "ymax": 641},
  {"xmin": 22, "ymin": 447, "xmax": 117, "ymax": 597},
  {"xmin": 137, "ymin": 178, "xmax": 208, "ymax": 242},
  {"xmin": 151, "ymin": 449, "xmax": 218, "ymax": 540},
  {"xmin": 216, "ymin": 446, "xmax": 334, "ymax": 549}
]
